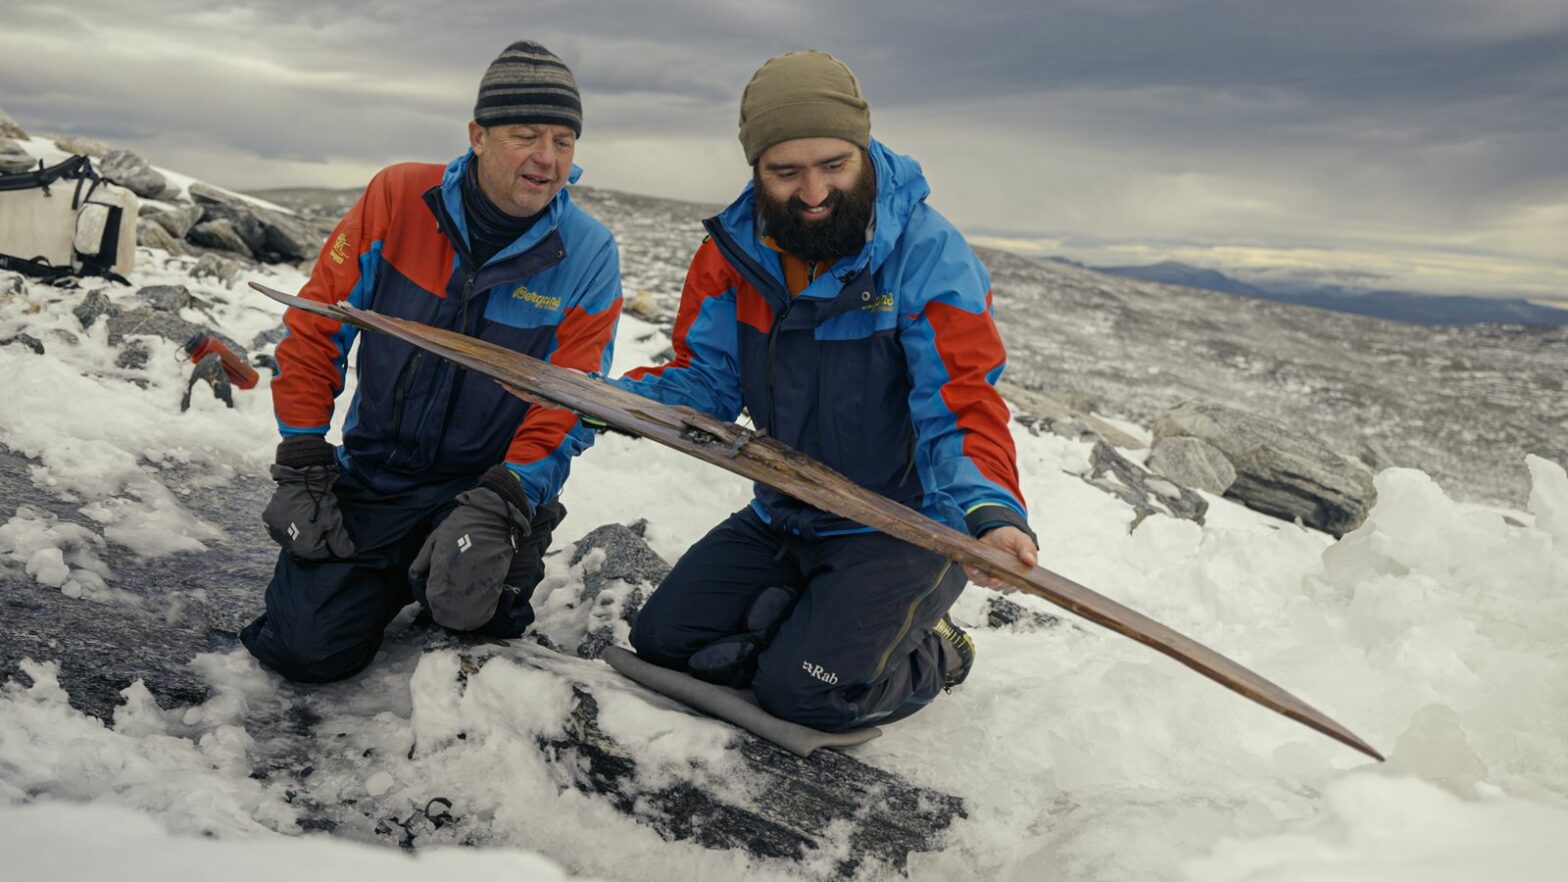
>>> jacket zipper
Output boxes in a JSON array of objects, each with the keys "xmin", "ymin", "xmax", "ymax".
[
  {"xmin": 765, "ymin": 299, "xmax": 794, "ymax": 434},
  {"xmin": 870, "ymin": 560, "xmax": 955, "ymax": 681},
  {"xmin": 459, "ymin": 272, "xmax": 476, "ymax": 332},
  {"xmin": 389, "ymin": 351, "xmax": 426, "ymax": 451},
  {"xmin": 897, "ymin": 430, "xmax": 917, "ymax": 487}
]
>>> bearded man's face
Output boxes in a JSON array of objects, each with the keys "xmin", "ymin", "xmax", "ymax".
[{"xmin": 753, "ymin": 138, "xmax": 876, "ymax": 263}]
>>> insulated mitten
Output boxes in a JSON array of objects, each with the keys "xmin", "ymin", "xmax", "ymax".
[
  {"xmin": 262, "ymin": 435, "xmax": 355, "ymax": 560},
  {"xmin": 410, "ymin": 465, "xmax": 563, "ymax": 637}
]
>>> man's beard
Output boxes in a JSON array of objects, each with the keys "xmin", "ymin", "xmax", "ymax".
[{"xmin": 755, "ymin": 161, "xmax": 876, "ymax": 264}]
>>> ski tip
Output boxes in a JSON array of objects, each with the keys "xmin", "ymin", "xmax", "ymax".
[
  {"xmin": 249, "ymin": 280, "xmax": 292, "ymax": 304},
  {"xmin": 1295, "ymin": 709, "xmax": 1384, "ymax": 762}
]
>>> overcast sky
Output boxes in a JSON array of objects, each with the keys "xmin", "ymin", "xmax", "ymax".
[{"xmin": 3, "ymin": 0, "xmax": 1565, "ymax": 301}]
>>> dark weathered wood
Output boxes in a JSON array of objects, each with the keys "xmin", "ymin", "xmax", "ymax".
[{"xmin": 252, "ymin": 282, "xmax": 1384, "ymax": 762}]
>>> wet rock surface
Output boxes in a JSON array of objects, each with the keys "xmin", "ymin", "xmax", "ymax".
[
  {"xmin": 1153, "ymin": 400, "xmax": 1375, "ymax": 536},
  {"xmin": 2, "ymin": 448, "xmax": 962, "ymax": 873},
  {"xmin": 1081, "ymin": 440, "xmax": 1209, "ymax": 530},
  {"xmin": 1149, "ymin": 435, "xmax": 1237, "ymax": 495},
  {"xmin": 0, "ymin": 446, "xmax": 273, "ymax": 717},
  {"xmin": 0, "ymin": 333, "xmax": 44, "ymax": 355},
  {"xmin": 567, "ymin": 520, "xmax": 665, "ymax": 660},
  {"xmin": 982, "ymin": 595, "xmax": 1064, "ymax": 633},
  {"xmin": 538, "ymin": 674, "xmax": 966, "ymax": 877}
]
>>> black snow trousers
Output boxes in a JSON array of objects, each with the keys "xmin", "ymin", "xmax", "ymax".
[
  {"xmin": 241, "ymin": 467, "xmax": 562, "ymax": 683},
  {"xmin": 630, "ymin": 507, "xmax": 967, "ymax": 731}
]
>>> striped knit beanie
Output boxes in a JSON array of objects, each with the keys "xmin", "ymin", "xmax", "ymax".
[{"xmin": 474, "ymin": 41, "xmax": 582, "ymax": 136}]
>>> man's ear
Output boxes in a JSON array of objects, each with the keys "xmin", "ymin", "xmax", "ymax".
[{"xmin": 468, "ymin": 120, "xmax": 487, "ymax": 155}]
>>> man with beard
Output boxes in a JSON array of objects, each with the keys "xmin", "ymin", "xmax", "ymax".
[
  {"xmin": 613, "ymin": 51, "xmax": 1036, "ymax": 730},
  {"xmin": 244, "ymin": 41, "xmax": 622, "ymax": 683}
]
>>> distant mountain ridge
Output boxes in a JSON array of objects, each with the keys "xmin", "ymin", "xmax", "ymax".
[{"xmin": 1091, "ymin": 260, "xmax": 1568, "ymax": 326}]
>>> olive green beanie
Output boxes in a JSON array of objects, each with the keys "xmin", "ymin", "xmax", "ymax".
[{"xmin": 738, "ymin": 50, "xmax": 871, "ymax": 165}]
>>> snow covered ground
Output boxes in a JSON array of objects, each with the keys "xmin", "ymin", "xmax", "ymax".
[{"xmin": 3, "ymin": 232, "xmax": 1567, "ymax": 880}]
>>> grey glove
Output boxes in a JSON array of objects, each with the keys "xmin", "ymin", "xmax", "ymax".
[
  {"xmin": 410, "ymin": 464, "xmax": 538, "ymax": 633},
  {"xmin": 262, "ymin": 435, "xmax": 356, "ymax": 561}
]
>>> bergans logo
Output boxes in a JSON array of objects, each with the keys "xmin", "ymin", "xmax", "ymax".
[
  {"xmin": 328, "ymin": 233, "xmax": 351, "ymax": 265},
  {"xmin": 512, "ymin": 285, "xmax": 561, "ymax": 310},
  {"xmin": 861, "ymin": 292, "xmax": 894, "ymax": 313}
]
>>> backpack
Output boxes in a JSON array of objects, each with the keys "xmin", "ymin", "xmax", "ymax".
[{"xmin": 0, "ymin": 154, "xmax": 138, "ymax": 283}]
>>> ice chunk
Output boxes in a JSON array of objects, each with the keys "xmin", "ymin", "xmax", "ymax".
[
  {"xmin": 1526, "ymin": 454, "xmax": 1568, "ymax": 549},
  {"xmin": 25, "ymin": 547, "xmax": 69, "ymax": 588},
  {"xmin": 1384, "ymin": 704, "xmax": 1489, "ymax": 798}
]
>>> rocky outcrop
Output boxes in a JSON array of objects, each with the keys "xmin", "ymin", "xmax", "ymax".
[
  {"xmin": 1, "ymin": 112, "xmax": 321, "ymax": 267},
  {"xmin": 115, "ymin": 338, "xmax": 150, "ymax": 369},
  {"xmin": 72, "ymin": 290, "xmax": 117, "ymax": 329},
  {"xmin": 250, "ymin": 323, "xmax": 289, "ymax": 350},
  {"xmin": 0, "ymin": 108, "xmax": 26, "ymax": 140},
  {"xmin": 1000, "ymin": 380, "xmax": 1145, "ymax": 449},
  {"xmin": 0, "ymin": 333, "xmax": 45, "ymax": 355},
  {"xmin": 190, "ymin": 183, "xmax": 317, "ymax": 262},
  {"xmin": 99, "ymin": 149, "xmax": 179, "ymax": 201},
  {"xmin": 144, "ymin": 203, "xmax": 204, "ymax": 239},
  {"xmin": 982, "ymin": 595, "xmax": 1063, "ymax": 633},
  {"xmin": 1082, "ymin": 440, "xmax": 1208, "ymax": 530},
  {"xmin": 544, "ymin": 521, "xmax": 667, "ymax": 661},
  {"xmin": 135, "ymin": 218, "xmax": 186, "ymax": 255},
  {"xmin": 1153, "ymin": 400, "xmax": 1376, "ymax": 536},
  {"xmin": 59, "ymin": 282, "xmax": 238, "ymax": 357},
  {"xmin": 50, "ymin": 134, "xmax": 110, "ymax": 158},
  {"xmin": 258, "ymin": 212, "xmax": 318, "ymax": 262},
  {"xmin": 0, "ymin": 140, "xmax": 34, "ymax": 174},
  {"xmin": 137, "ymin": 284, "xmax": 194, "ymax": 312},
  {"xmin": 191, "ymin": 253, "xmax": 244, "ymax": 286},
  {"xmin": 187, "ymin": 218, "xmax": 256, "ymax": 258},
  {"xmin": 1148, "ymin": 435, "xmax": 1237, "ymax": 495}
]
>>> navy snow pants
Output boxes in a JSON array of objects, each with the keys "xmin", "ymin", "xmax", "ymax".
[
  {"xmin": 241, "ymin": 468, "xmax": 561, "ymax": 683},
  {"xmin": 630, "ymin": 508, "xmax": 967, "ymax": 730}
]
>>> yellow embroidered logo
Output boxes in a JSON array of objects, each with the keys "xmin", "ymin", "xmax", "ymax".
[
  {"xmin": 328, "ymin": 233, "xmax": 351, "ymax": 265},
  {"xmin": 861, "ymin": 292, "xmax": 895, "ymax": 313},
  {"xmin": 512, "ymin": 285, "xmax": 562, "ymax": 310}
]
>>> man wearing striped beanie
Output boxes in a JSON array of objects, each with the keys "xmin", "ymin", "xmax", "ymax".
[{"xmin": 245, "ymin": 41, "xmax": 623, "ymax": 683}]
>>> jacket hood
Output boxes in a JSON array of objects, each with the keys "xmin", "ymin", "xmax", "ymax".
[
  {"xmin": 711, "ymin": 138, "xmax": 930, "ymax": 297},
  {"xmin": 438, "ymin": 151, "xmax": 584, "ymax": 264}
]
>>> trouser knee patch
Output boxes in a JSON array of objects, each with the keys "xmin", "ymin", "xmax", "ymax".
[
  {"xmin": 744, "ymin": 584, "xmax": 797, "ymax": 642},
  {"xmin": 687, "ymin": 584, "xmax": 799, "ymax": 688},
  {"xmin": 688, "ymin": 634, "xmax": 762, "ymax": 688}
]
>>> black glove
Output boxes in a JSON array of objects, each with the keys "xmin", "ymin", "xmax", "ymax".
[
  {"xmin": 410, "ymin": 464, "xmax": 562, "ymax": 636},
  {"xmin": 262, "ymin": 435, "xmax": 356, "ymax": 561}
]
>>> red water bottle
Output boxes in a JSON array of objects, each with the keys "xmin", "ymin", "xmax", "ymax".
[{"xmin": 182, "ymin": 333, "xmax": 259, "ymax": 390}]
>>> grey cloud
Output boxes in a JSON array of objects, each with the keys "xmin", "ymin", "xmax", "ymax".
[{"xmin": 1, "ymin": 0, "xmax": 1562, "ymax": 295}]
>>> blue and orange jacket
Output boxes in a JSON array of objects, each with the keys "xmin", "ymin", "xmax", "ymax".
[
  {"xmin": 272, "ymin": 152, "xmax": 622, "ymax": 504},
  {"xmin": 615, "ymin": 140, "xmax": 1028, "ymax": 538}
]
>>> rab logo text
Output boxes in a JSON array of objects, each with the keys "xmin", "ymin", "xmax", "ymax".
[
  {"xmin": 861, "ymin": 292, "xmax": 894, "ymax": 313},
  {"xmin": 802, "ymin": 661, "xmax": 838, "ymax": 685},
  {"xmin": 328, "ymin": 233, "xmax": 351, "ymax": 265},
  {"xmin": 512, "ymin": 285, "xmax": 561, "ymax": 310}
]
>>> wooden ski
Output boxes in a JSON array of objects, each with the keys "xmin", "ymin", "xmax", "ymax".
[{"xmin": 252, "ymin": 281, "xmax": 1383, "ymax": 762}]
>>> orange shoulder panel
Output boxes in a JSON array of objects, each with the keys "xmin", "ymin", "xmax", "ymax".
[{"xmin": 373, "ymin": 163, "xmax": 453, "ymax": 298}]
